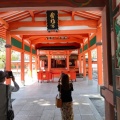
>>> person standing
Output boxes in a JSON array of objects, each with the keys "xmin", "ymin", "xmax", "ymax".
[
  {"xmin": 57, "ymin": 73, "xmax": 74, "ymax": 120},
  {"xmin": 0, "ymin": 71, "xmax": 19, "ymax": 120}
]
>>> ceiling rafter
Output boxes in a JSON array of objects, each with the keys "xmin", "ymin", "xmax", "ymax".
[
  {"xmin": 0, "ymin": 18, "xmax": 9, "ymax": 29},
  {"xmin": 75, "ymin": 11, "xmax": 100, "ymax": 20},
  {"xmin": 5, "ymin": 11, "xmax": 29, "ymax": 22},
  {"xmin": 8, "ymin": 14, "xmax": 30, "ymax": 23},
  {"xmin": 86, "ymin": 11, "xmax": 101, "ymax": 16},
  {"xmin": 2, "ymin": 11, "xmax": 25, "ymax": 19},
  {"xmin": 10, "ymin": 29, "xmax": 96, "ymax": 35},
  {"xmin": 80, "ymin": 11, "xmax": 100, "ymax": 18},
  {"xmin": 0, "ymin": 11, "xmax": 22, "ymax": 18},
  {"xmin": 35, "ymin": 13, "xmax": 71, "ymax": 17},
  {"xmin": 22, "ymin": 34, "xmax": 88, "ymax": 40},
  {"xmin": 9, "ymin": 20, "xmax": 97, "ymax": 30},
  {"xmin": 72, "ymin": 11, "xmax": 75, "ymax": 20},
  {"xmin": 28, "ymin": 10, "xmax": 35, "ymax": 21},
  {"xmin": 30, "ymin": 35, "xmax": 83, "ymax": 41}
]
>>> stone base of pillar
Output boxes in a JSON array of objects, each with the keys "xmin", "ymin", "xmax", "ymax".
[
  {"xmin": 83, "ymin": 77, "xmax": 86, "ymax": 80},
  {"xmin": 88, "ymin": 80, "xmax": 93, "ymax": 85},
  {"xmin": 21, "ymin": 80, "xmax": 25, "ymax": 86}
]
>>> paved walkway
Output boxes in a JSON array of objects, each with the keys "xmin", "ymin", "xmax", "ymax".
[{"xmin": 11, "ymin": 77, "xmax": 104, "ymax": 120}]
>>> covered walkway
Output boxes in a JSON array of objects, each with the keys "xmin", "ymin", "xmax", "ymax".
[{"xmin": 11, "ymin": 76, "xmax": 104, "ymax": 120}]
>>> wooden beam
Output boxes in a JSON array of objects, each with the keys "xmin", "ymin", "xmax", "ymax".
[
  {"xmin": 23, "ymin": 34, "xmax": 88, "ymax": 40},
  {"xmin": 35, "ymin": 13, "xmax": 71, "ymax": 17},
  {"xmin": 75, "ymin": 11, "xmax": 100, "ymax": 20},
  {"xmin": 0, "ymin": 11, "xmax": 19, "ymax": 18},
  {"xmin": 9, "ymin": 20, "xmax": 98, "ymax": 30},
  {"xmin": 10, "ymin": 29, "xmax": 96, "ymax": 35},
  {"xmin": 72, "ymin": 11, "xmax": 75, "ymax": 20},
  {"xmin": 98, "ymin": 18, "xmax": 102, "ymax": 27},
  {"xmin": 28, "ymin": 10, "xmax": 35, "ymax": 21},
  {"xmin": 31, "ymin": 38, "xmax": 83, "ymax": 44},
  {"xmin": 3, "ymin": 11, "xmax": 26, "ymax": 19},
  {"xmin": 0, "ymin": 18, "xmax": 9, "ymax": 29},
  {"xmin": 8, "ymin": 14, "xmax": 30, "ymax": 23},
  {"xmin": 6, "ymin": 12, "xmax": 29, "ymax": 22}
]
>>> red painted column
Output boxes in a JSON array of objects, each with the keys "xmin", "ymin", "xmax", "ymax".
[
  {"xmin": 81, "ymin": 56, "xmax": 83, "ymax": 74},
  {"xmin": 48, "ymin": 55, "xmax": 51, "ymax": 71},
  {"xmin": 35, "ymin": 56, "xmax": 37, "ymax": 72},
  {"xmin": 5, "ymin": 31, "xmax": 11, "ymax": 85},
  {"xmin": 77, "ymin": 60, "xmax": 79, "ymax": 68},
  {"xmin": 80, "ymin": 44, "xmax": 84, "ymax": 74},
  {"xmin": 83, "ymin": 54, "xmax": 86, "ymax": 80},
  {"xmin": 67, "ymin": 55, "xmax": 70, "ymax": 71},
  {"xmin": 29, "ymin": 54, "xmax": 32, "ymax": 78},
  {"xmin": 97, "ymin": 27, "xmax": 103, "ymax": 85},
  {"xmin": 75, "ymin": 60, "xmax": 78, "ymax": 68},
  {"xmin": 21, "ymin": 52, "xmax": 25, "ymax": 85},
  {"xmin": 97, "ymin": 46, "xmax": 103, "ymax": 85},
  {"xmin": 40, "ymin": 60, "xmax": 42, "ymax": 68},
  {"xmin": 78, "ymin": 54, "xmax": 81, "ymax": 73},
  {"xmin": 29, "ymin": 45, "xmax": 32, "ymax": 78},
  {"xmin": 88, "ymin": 50, "xmax": 93, "ymax": 84},
  {"xmin": 37, "ymin": 50, "xmax": 40, "ymax": 70},
  {"xmin": 21, "ymin": 38, "xmax": 25, "ymax": 85},
  {"xmin": 42, "ymin": 61, "xmax": 45, "ymax": 69}
]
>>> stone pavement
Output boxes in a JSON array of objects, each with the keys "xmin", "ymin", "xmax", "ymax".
[{"xmin": 11, "ymin": 77, "xmax": 104, "ymax": 120}]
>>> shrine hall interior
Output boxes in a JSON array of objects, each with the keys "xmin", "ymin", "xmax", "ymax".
[
  {"xmin": 0, "ymin": 7, "xmax": 102, "ymax": 86},
  {"xmin": 1, "ymin": 1, "xmax": 120, "ymax": 120}
]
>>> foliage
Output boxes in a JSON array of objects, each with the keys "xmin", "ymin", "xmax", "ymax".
[
  {"xmin": 0, "ymin": 38, "xmax": 20, "ymax": 69},
  {"xmin": 0, "ymin": 38, "xmax": 6, "ymax": 68}
]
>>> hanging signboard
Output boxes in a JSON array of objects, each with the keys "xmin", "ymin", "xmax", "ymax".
[{"xmin": 46, "ymin": 10, "xmax": 58, "ymax": 32}]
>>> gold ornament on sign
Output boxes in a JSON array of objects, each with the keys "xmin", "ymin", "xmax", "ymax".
[{"xmin": 50, "ymin": 12, "xmax": 56, "ymax": 28}]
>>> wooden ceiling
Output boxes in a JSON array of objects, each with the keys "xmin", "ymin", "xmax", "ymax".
[{"xmin": 0, "ymin": 9, "xmax": 102, "ymax": 53}]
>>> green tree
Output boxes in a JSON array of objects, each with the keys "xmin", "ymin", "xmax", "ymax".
[{"xmin": 0, "ymin": 38, "xmax": 6, "ymax": 69}]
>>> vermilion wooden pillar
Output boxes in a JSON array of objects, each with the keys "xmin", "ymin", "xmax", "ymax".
[
  {"xmin": 81, "ymin": 57, "xmax": 83, "ymax": 74},
  {"xmin": 29, "ymin": 45, "xmax": 32, "ymax": 78},
  {"xmin": 5, "ymin": 31, "xmax": 11, "ymax": 85},
  {"xmin": 29, "ymin": 55, "xmax": 32, "ymax": 78},
  {"xmin": 97, "ymin": 46, "xmax": 103, "ymax": 85},
  {"xmin": 40, "ymin": 60, "xmax": 42, "ymax": 68},
  {"xmin": 88, "ymin": 50, "xmax": 93, "ymax": 84},
  {"xmin": 21, "ymin": 38, "xmax": 25, "ymax": 85},
  {"xmin": 75, "ymin": 60, "xmax": 78, "ymax": 68},
  {"xmin": 35, "ymin": 56, "xmax": 37, "ymax": 72},
  {"xmin": 97, "ymin": 27, "xmax": 103, "ymax": 85},
  {"xmin": 37, "ymin": 50, "xmax": 40, "ymax": 70},
  {"xmin": 48, "ymin": 55, "xmax": 51, "ymax": 71},
  {"xmin": 67, "ymin": 55, "xmax": 70, "ymax": 71},
  {"xmin": 42, "ymin": 60, "xmax": 45, "ymax": 68},
  {"xmin": 78, "ymin": 54, "xmax": 81, "ymax": 73},
  {"xmin": 83, "ymin": 54, "xmax": 86, "ymax": 80},
  {"xmin": 75, "ymin": 60, "xmax": 77, "ymax": 68}
]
